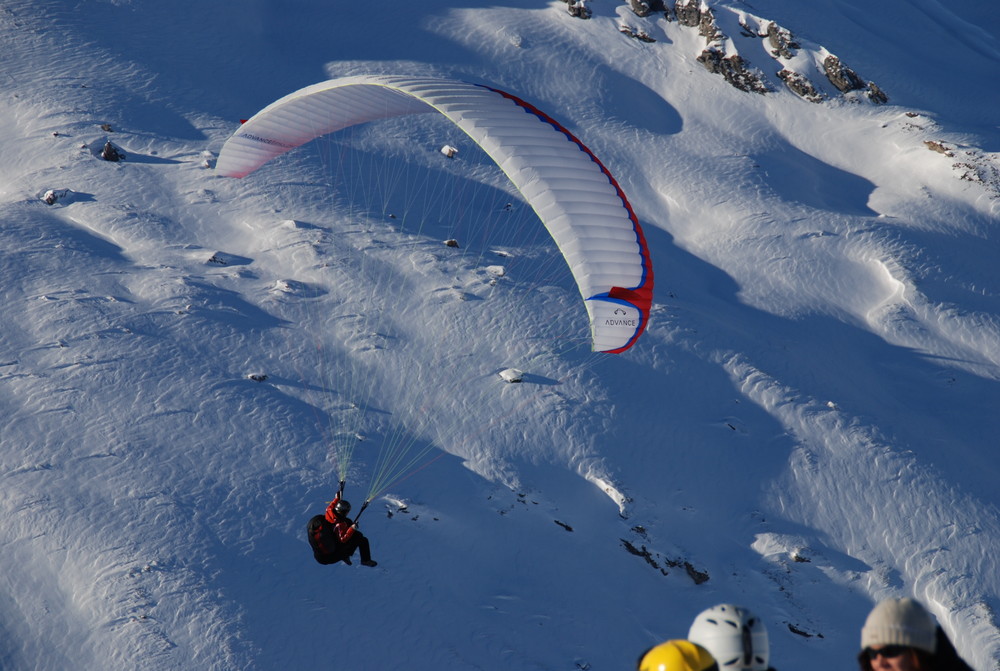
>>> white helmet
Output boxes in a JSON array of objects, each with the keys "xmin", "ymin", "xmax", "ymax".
[{"xmin": 688, "ymin": 604, "xmax": 770, "ymax": 671}]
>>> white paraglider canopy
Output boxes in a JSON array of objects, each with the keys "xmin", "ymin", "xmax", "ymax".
[{"xmin": 217, "ymin": 75, "xmax": 653, "ymax": 353}]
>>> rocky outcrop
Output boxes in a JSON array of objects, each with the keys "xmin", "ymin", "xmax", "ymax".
[
  {"xmin": 667, "ymin": 1, "xmax": 770, "ymax": 94},
  {"xmin": 563, "ymin": 0, "xmax": 592, "ymax": 19},
  {"xmin": 101, "ymin": 140, "xmax": 125, "ymax": 162},
  {"xmin": 620, "ymin": 24, "xmax": 657, "ymax": 42},
  {"xmin": 698, "ymin": 7, "xmax": 722, "ymax": 41},
  {"xmin": 867, "ymin": 81, "xmax": 889, "ymax": 104},
  {"xmin": 820, "ymin": 55, "xmax": 888, "ymax": 103},
  {"xmin": 822, "ymin": 55, "xmax": 865, "ymax": 92},
  {"xmin": 674, "ymin": 0, "xmax": 700, "ymax": 27},
  {"xmin": 737, "ymin": 16, "xmax": 758, "ymax": 38},
  {"xmin": 777, "ymin": 69, "xmax": 824, "ymax": 102},
  {"xmin": 925, "ymin": 140, "xmax": 954, "ymax": 157},
  {"xmin": 697, "ymin": 50, "xmax": 770, "ymax": 94},
  {"xmin": 627, "ymin": 0, "xmax": 666, "ymax": 17},
  {"xmin": 765, "ymin": 22, "xmax": 834, "ymax": 101},
  {"xmin": 617, "ymin": 0, "xmax": 888, "ymax": 104},
  {"xmin": 766, "ymin": 22, "xmax": 799, "ymax": 59},
  {"xmin": 672, "ymin": 0, "xmax": 726, "ymax": 39}
]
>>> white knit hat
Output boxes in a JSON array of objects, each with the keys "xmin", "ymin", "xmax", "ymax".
[{"xmin": 861, "ymin": 598, "xmax": 937, "ymax": 653}]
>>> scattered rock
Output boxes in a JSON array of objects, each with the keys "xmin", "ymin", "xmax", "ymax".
[
  {"xmin": 787, "ymin": 623, "xmax": 824, "ymax": 638},
  {"xmin": 674, "ymin": 0, "xmax": 701, "ymax": 27},
  {"xmin": 443, "ymin": 238, "xmax": 459, "ymax": 248},
  {"xmin": 621, "ymin": 539, "xmax": 711, "ymax": 584},
  {"xmin": 951, "ymin": 150, "xmax": 1000, "ymax": 197},
  {"xmin": 619, "ymin": 1, "xmax": 891, "ymax": 103},
  {"xmin": 698, "ymin": 7, "xmax": 722, "ymax": 40},
  {"xmin": 766, "ymin": 22, "xmax": 799, "ymax": 59},
  {"xmin": 626, "ymin": 0, "xmax": 666, "ymax": 17},
  {"xmin": 621, "ymin": 539, "xmax": 668, "ymax": 574},
  {"xmin": 737, "ymin": 16, "xmax": 758, "ymax": 38},
  {"xmin": 101, "ymin": 140, "xmax": 125, "ymax": 162},
  {"xmin": 271, "ymin": 279, "xmax": 326, "ymax": 298},
  {"xmin": 563, "ymin": 0, "xmax": 591, "ymax": 19},
  {"xmin": 867, "ymin": 81, "xmax": 889, "ymax": 104},
  {"xmin": 620, "ymin": 24, "xmax": 656, "ymax": 42},
  {"xmin": 206, "ymin": 251, "xmax": 252, "ymax": 266},
  {"xmin": 683, "ymin": 560, "xmax": 711, "ymax": 584},
  {"xmin": 697, "ymin": 50, "xmax": 770, "ymax": 94},
  {"xmin": 41, "ymin": 189, "xmax": 68, "ymax": 205},
  {"xmin": 100, "ymin": 123, "xmax": 114, "ymax": 132},
  {"xmin": 777, "ymin": 69, "xmax": 825, "ymax": 102},
  {"xmin": 822, "ymin": 55, "xmax": 865, "ymax": 93},
  {"xmin": 925, "ymin": 140, "xmax": 954, "ymax": 157},
  {"xmin": 499, "ymin": 368, "xmax": 524, "ymax": 383},
  {"xmin": 247, "ymin": 373, "xmax": 268, "ymax": 382}
]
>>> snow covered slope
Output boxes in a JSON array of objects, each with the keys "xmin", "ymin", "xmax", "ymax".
[{"xmin": 1, "ymin": 1, "xmax": 999, "ymax": 669}]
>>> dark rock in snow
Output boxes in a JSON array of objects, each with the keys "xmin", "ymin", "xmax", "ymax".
[
  {"xmin": 39, "ymin": 188, "xmax": 93, "ymax": 206},
  {"xmin": 499, "ymin": 368, "xmax": 524, "ymax": 383},
  {"xmin": 620, "ymin": 24, "xmax": 656, "ymax": 42},
  {"xmin": 766, "ymin": 22, "xmax": 800, "ymax": 59},
  {"xmin": 925, "ymin": 140, "xmax": 954, "ymax": 157},
  {"xmin": 822, "ymin": 54, "xmax": 886, "ymax": 103},
  {"xmin": 867, "ymin": 81, "xmax": 889, "ymax": 104},
  {"xmin": 788, "ymin": 623, "xmax": 824, "ymax": 638},
  {"xmin": 674, "ymin": 0, "xmax": 701, "ymax": 27},
  {"xmin": 698, "ymin": 7, "xmax": 722, "ymax": 41},
  {"xmin": 101, "ymin": 140, "xmax": 125, "ymax": 162},
  {"xmin": 682, "ymin": 560, "xmax": 710, "ymax": 584},
  {"xmin": 206, "ymin": 251, "xmax": 253, "ymax": 266},
  {"xmin": 627, "ymin": 0, "xmax": 666, "ymax": 17},
  {"xmin": 564, "ymin": 0, "xmax": 592, "ymax": 19},
  {"xmin": 822, "ymin": 55, "xmax": 865, "ymax": 93},
  {"xmin": 42, "ymin": 189, "xmax": 66, "ymax": 205},
  {"xmin": 778, "ymin": 69, "xmax": 825, "ymax": 102},
  {"xmin": 697, "ymin": 50, "xmax": 770, "ymax": 94},
  {"xmin": 737, "ymin": 16, "xmax": 759, "ymax": 38},
  {"xmin": 627, "ymin": 0, "xmax": 653, "ymax": 17},
  {"xmin": 594, "ymin": 2, "xmax": 889, "ymax": 103},
  {"xmin": 621, "ymin": 539, "xmax": 668, "ymax": 574}
]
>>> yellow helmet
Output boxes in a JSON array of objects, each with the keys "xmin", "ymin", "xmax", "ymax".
[{"xmin": 638, "ymin": 639, "xmax": 718, "ymax": 671}]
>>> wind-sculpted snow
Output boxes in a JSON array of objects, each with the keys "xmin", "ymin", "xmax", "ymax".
[
  {"xmin": 1, "ymin": 1, "xmax": 999, "ymax": 670},
  {"xmin": 724, "ymin": 354, "xmax": 1000, "ymax": 655}
]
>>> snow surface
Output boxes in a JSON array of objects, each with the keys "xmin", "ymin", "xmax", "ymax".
[{"xmin": 2, "ymin": 1, "xmax": 1000, "ymax": 669}]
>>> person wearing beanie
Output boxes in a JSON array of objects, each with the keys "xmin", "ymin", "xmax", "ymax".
[{"xmin": 858, "ymin": 598, "xmax": 973, "ymax": 671}]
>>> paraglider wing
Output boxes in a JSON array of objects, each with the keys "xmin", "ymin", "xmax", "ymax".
[{"xmin": 216, "ymin": 75, "xmax": 653, "ymax": 352}]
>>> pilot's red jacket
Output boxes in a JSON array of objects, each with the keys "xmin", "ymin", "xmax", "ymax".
[{"xmin": 324, "ymin": 495, "xmax": 356, "ymax": 543}]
